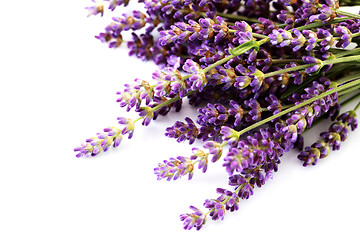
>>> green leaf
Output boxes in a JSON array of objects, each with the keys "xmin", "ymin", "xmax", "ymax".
[{"xmin": 230, "ymin": 40, "xmax": 259, "ymax": 56}]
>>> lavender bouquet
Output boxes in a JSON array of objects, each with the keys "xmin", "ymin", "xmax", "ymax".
[{"xmin": 76, "ymin": 0, "xmax": 360, "ymax": 230}]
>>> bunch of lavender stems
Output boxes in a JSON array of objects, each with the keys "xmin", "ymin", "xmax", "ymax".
[{"xmin": 77, "ymin": 0, "xmax": 360, "ymax": 230}]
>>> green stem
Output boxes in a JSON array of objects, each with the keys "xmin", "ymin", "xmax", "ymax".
[
  {"xmin": 340, "ymin": 0, "xmax": 360, "ymax": 5},
  {"xmin": 295, "ymin": 17, "xmax": 350, "ymax": 31},
  {"xmin": 338, "ymin": 86, "xmax": 360, "ymax": 97},
  {"xmin": 354, "ymin": 97, "xmax": 360, "ymax": 111},
  {"xmin": 335, "ymin": 71, "xmax": 360, "ymax": 85},
  {"xmin": 264, "ymin": 55, "xmax": 360, "ymax": 78},
  {"xmin": 334, "ymin": 47, "xmax": 360, "ymax": 58},
  {"xmin": 339, "ymin": 91, "xmax": 360, "ymax": 107},
  {"xmin": 150, "ymin": 90, "xmax": 196, "ymax": 113},
  {"xmin": 264, "ymin": 63, "xmax": 314, "ymax": 78},
  {"xmin": 236, "ymin": 79, "xmax": 360, "ymax": 136},
  {"xmin": 202, "ymin": 38, "xmax": 269, "ymax": 73},
  {"xmin": 252, "ymin": 33, "xmax": 269, "ymax": 39},
  {"xmin": 336, "ymin": 9, "xmax": 360, "ymax": 19},
  {"xmin": 202, "ymin": 55, "xmax": 235, "ymax": 73}
]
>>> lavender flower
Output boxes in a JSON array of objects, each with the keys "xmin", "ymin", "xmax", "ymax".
[
  {"xmin": 159, "ymin": 17, "xmax": 229, "ymax": 46},
  {"xmin": 155, "ymin": 147, "xmax": 211, "ymax": 180},
  {"xmin": 269, "ymin": 29, "xmax": 293, "ymax": 47},
  {"xmin": 298, "ymin": 110, "xmax": 358, "ymax": 166},
  {"xmin": 116, "ymin": 79, "xmax": 154, "ymax": 111},
  {"xmin": 222, "ymin": 127, "xmax": 289, "ymax": 175},
  {"xmin": 190, "ymin": 148, "xmax": 209, "ymax": 173},
  {"xmin": 106, "ymin": 0, "xmax": 130, "ymax": 11},
  {"xmin": 309, "ymin": 4, "xmax": 337, "ymax": 23},
  {"xmin": 80, "ymin": 0, "xmax": 360, "ymax": 231},
  {"xmin": 74, "ymin": 127, "xmax": 122, "ymax": 158},
  {"xmin": 153, "ymin": 66, "xmax": 188, "ymax": 98},
  {"xmin": 302, "ymin": 56, "xmax": 323, "ymax": 74},
  {"xmin": 203, "ymin": 141, "xmax": 224, "ymax": 162},
  {"xmin": 154, "ymin": 156, "xmax": 196, "ymax": 181},
  {"xmin": 165, "ymin": 117, "xmax": 199, "ymax": 144},
  {"xmin": 203, "ymin": 199, "xmax": 225, "ymax": 221},
  {"xmin": 117, "ymin": 117, "xmax": 135, "ymax": 139},
  {"xmin": 216, "ymin": 188, "xmax": 240, "ymax": 212},
  {"xmin": 334, "ymin": 26, "xmax": 353, "ymax": 48},
  {"xmin": 180, "ymin": 206, "xmax": 206, "ymax": 230},
  {"xmin": 228, "ymin": 175, "xmax": 254, "ymax": 199},
  {"xmin": 298, "ymin": 141, "xmax": 330, "ymax": 166},
  {"xmin": 86, "ymin": 0, "xmax": 104, "ymax": 17},
  {"xmin": 183, "ymin": 59, "xmax": 207, "ymax": 91}
]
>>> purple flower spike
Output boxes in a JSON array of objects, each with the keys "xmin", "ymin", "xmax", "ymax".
[
  {"xmin": 302, "ymin": 30, "xmax": 318, "ymax": 51},
  {"xmin": 137, "ymin": 106, "xmax": 154, "ymax": 126},
  {"xmin": 116, "ymin": 79, "xmax": 154, "ymax": 112},
  {"xmin": 228, "ymin": 174, "xmax": 254, "ymax": 199},
  {"xmin": 337, "ymin": 111, "xmax": 358, "ymax": 131},
  {"xmin": 233, "ymin": 21, "xmax": 254, "ymax": 45},
  {"xmin": 299, "ymin": 110, "xmax": 357, "ymax": 166},
  {"xmin": 223, "ymin": 147, "xmax": 250, "ymax": 175},
  {"xmin": 302, "ymin": 56, "xmax": 323, "ymax": 74},
  {"xmin": 317, "ymin": 29, "xmax": 334, "ymax": 52},
  {"xmin": 106, "ymin": 0, "xmax": 130, "ymax": 11},
  {"xmin": 334, "ymin": 26, "xmax": 352, "ymax": 48},
  {"xmin": 269, "ymin": 29, "xmax": 293, "ymax": 47},
  {"xmin": 203, "ymin": 141, "xmax": 223, "ymax": 162},
  {"xmin": 190, "ymin": 148, "xmax": 209, "ymax": 173},
  {"xmin": 298, "ymin": 141, "xmax": 330, "ymax": 166},
  {"xmin": 183, "ymin": 59, "xmax": 207, "ymax": 91},
  {"xmin": 220, "ymin": 126, "xmax": 240, "ymax": 146},
  {"xmin": 291, "ymin": 29, "xmax": 306, "ymax": 51},
  {"xmin": 117, "ymin": 117, "xmax": 135, "ymax": 139},
  {"xmin": 86, "ymin": 1, "xmax": 104, "ymax": 17},
  {"xmin": 74, "ymin": 127, "xmax": 123, "ymax": 158},
  {"xmin": 204, "ymin": 199, "xmax": 225, "ymax": 221},
  {"xmin": 154, "ymin": 156, "xmax": 196, "ymax": 181},
  {"xmin": 180, "ymin": 206, "xmax": 206, "ymax": 230},
  {"xmin": 165, "ymin": 117, "xmax": 199, "ymax": 144},
  {"xmin": 216, "ymin": 188, "xmax": 239, "ymax": 212}
]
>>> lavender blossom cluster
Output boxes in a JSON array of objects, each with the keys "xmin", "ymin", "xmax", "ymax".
[{"xmin": 77, "ymin": 0, "xmax": 360, "ymax": 231}]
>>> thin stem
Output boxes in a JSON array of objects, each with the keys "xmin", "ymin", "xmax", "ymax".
[
  {"xmin": 340, "ymin": 0, "xmax": 360, "ymax": 5},
  {"xmin": 264, "ymin": 63, "xmax": 314, "ymax": 78},
  {"xmin": 336, "ymin": 9, "xmax": 360, "ymax": 19},
  {"xmin": 202, "ymin": 38, "xmax": 269, "ymax": 73},
  {"xmin": 335, "ymin": 71, "xmax": 360, "ymax": 85},
  {"xmin": 334, "ymin": 47, "xmax": 360, "ymax": 58},
  {"xmin": 338, "ymin": 85, "xmax": 360, "ymax": 97},
  {"xmin": 264, "ymin": 55, "xmax": 360, "ymax": 78},
  {"xmin": 339, "ymin": 91, "xmax": 360, "ymax": 107},
  {"xmin": 326, "ymin": 55, "xmax": 360, "ymax": 65},
  {"xmin": 236, "ymin": 79, "xmax": 360, "ymax": 136},
  {"xmin": 150, "ymin": 90, "xmax": 196, "ymax": 113},
  {"xmin": 354, "ymin": 97, "xmax": 360, "ymax": 111},
  {"xmin": 295, "ymin": 17, "xmax": 350, "ymax": 31},
  {"xmin": 252, "ymin": 33, "xmax": 269, "ymax": 39},
  {"xmin": 202, "ymin": 55, "xmax": 235, "ymax": 73}
]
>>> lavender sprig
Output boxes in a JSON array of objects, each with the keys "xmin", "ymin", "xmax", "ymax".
[
  {"xmin": 298, "ymin": 109, "xmax": 358, "ymax": 166},
  {"xmin": 80, "ymin": 1, "xmax": 360, "ymax": 231}
]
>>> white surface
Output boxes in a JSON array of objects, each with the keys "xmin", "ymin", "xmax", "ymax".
[{"xmin": 0, "ymin": 1, "xmax": 359, "ymax": 239}]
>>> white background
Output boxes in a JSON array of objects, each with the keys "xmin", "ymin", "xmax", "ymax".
[{"xmin": 1, "ymin": 1, "xmax": 359, "ymax": 239}]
